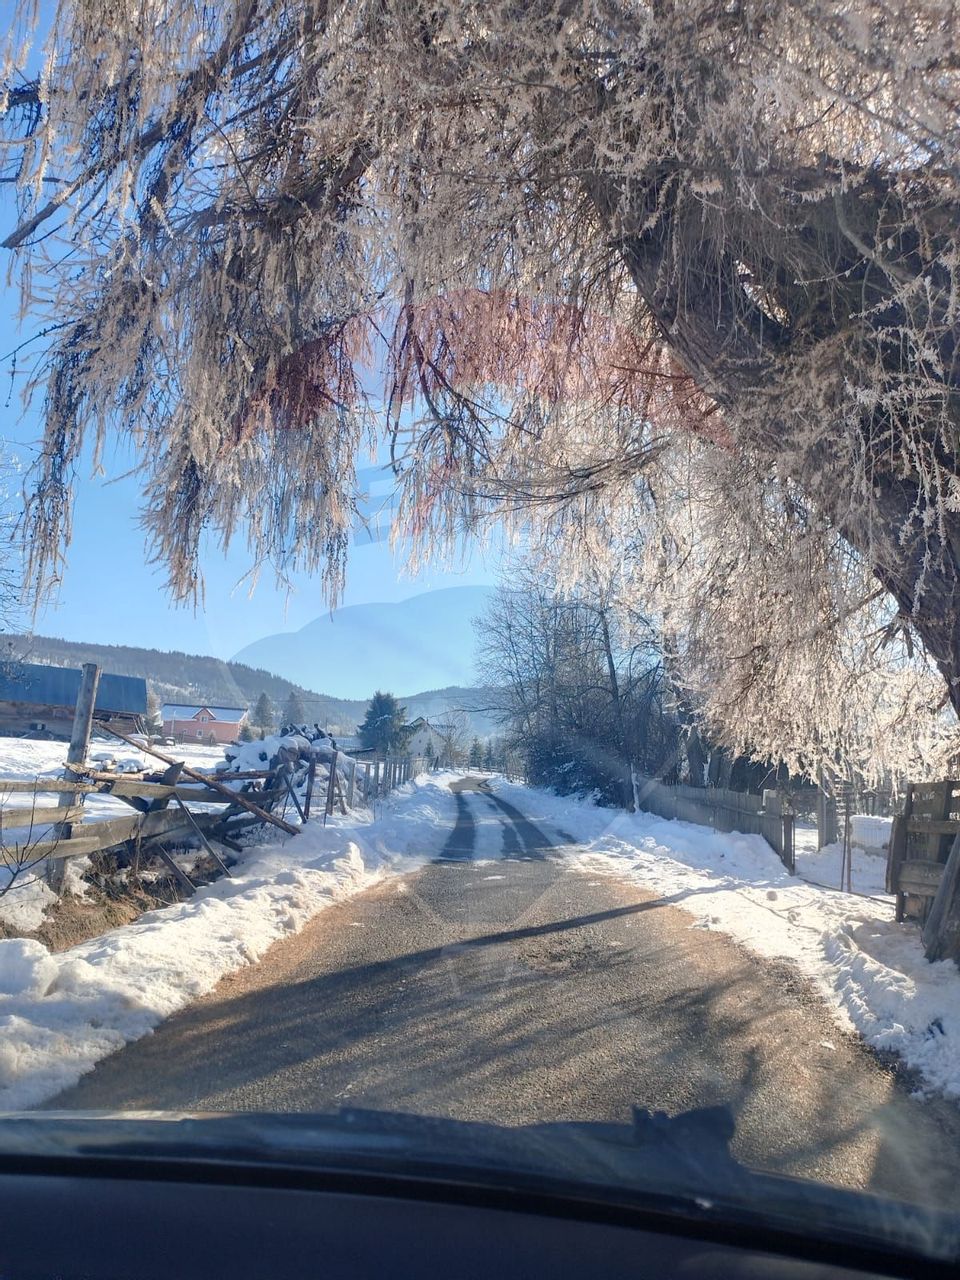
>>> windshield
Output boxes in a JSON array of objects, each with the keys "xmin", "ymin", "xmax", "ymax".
[{"xmin": 1, "ymin": 0, "xmax": 960, "ymax": 1255}]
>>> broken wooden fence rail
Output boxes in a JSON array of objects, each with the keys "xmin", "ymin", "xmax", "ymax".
[
  {"xmin": 0, "ymin": 755, "xmax": 291, "ymax": 895},
  {"xmin": 102, "ymin": 725, "xmax": 300, "ymax": 837}
]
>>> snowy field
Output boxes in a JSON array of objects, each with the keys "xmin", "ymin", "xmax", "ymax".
[
  {"xmin": 488, "ymin": 779, "xmax": 960, "ymax": 1102},
  {"xmin": 0, "ymin": 770, "xmax": 459, "ymax": 1110}
]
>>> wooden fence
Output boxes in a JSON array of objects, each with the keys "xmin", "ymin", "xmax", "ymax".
[
  {"xmin": 1, "ymin": 749, "xmax": 434, "ymax": 896},
  {"xmin": 886, "ymin": 780, "xmax": 960, "ymax": 922},
  {"xmin": 634, "ymin": 774, "xmax": 796, "ymax": 872},
  {"xmin": 329, "ymin": 753, "xmax": 430, "ymax": 811}
]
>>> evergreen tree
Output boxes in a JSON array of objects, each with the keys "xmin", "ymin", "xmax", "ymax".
[
  {"xmin": 283, "ymin": 689, "xmax": 306, "ymax": 726},
  {"xmin": 483, "ymin": 740, "xmax": 495, "ymax": 770},
  {"xmin": 238, "ymin": 722, "xmax": 254, "ymax": 742},
  {"xmin": 469, "ymin": 737, "xmax": 483, "ymax": 768},
  {"xmin": 358, "ymin": 691, "xmax": 408, "ymax": 755},
  {"xmin": 251, "ymin": 691, "xmax": 274, "ymax": 733}
]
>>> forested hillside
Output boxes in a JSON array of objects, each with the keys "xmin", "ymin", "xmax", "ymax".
[
  {"xmin": 4, "ymin": 634, "xmax": 499, "ymax": 736},
  {"xmin": 7, "ymin": 633, "xmax": 360, "ymax": 728}
]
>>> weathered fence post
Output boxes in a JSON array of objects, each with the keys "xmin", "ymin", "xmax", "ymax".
[
  {"xmin": 345, "ymin": 757, "xmax": 356, "ymax": 808},
  {"xmin": 50, "ymin": 662, "xmax": 101, "ymax": 892},
  {"xmin": 324, "ymin": 749, "xmax": 339, "ymax": 820},
  {"xmin": 782, "ymin": 806, "xmax": 795, "ymax": 875},
  {"xmin": 817, "ymin": 769, "xmax": 838, "ymax": 848},
  {"xmin": 303, "ymin": 757, "xmax": 317, "ymax": 820}
]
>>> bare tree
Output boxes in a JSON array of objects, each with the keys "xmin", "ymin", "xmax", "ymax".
[
  {"xmin": 432, "ymin": 708, "xmax": 471, "ymax": 768},
  {"xmin": 476, "ymin": 559, "xmax": 677, "ymax": 803}
]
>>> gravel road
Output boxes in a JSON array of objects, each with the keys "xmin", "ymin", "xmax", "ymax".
[{"xmin": 46, "ymin": 778, "xmax": 960, "ymax": 1209}]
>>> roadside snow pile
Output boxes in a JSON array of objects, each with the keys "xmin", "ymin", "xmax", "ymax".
[
  {"xmin": 489, "ymin": 778, "xmax": 960, "ymax": 1100},
  {"xmin": 0, "ymin": 770, "xmax": 458, "ymax": 1110}
]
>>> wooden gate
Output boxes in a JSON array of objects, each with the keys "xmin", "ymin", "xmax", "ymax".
[{"xmin": 886, "ymin": 781, "xmax": 960, "ymax": 922}]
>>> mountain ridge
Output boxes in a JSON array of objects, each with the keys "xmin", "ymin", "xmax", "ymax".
[{"xmin": 231, "ymin": 585, "xmax": 492, "ymax": 701}]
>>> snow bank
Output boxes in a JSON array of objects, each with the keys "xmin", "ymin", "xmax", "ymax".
[
  {"xmin": 489, "ymin": 779, "xmax": 960, "ymax": 1100},
  {"xmin": 0, "ymin": 771, "xmax": 458, "ymax": 1110}
]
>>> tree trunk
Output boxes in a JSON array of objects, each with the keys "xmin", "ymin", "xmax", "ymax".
[{"xmin": 585, "ymin": 166, "xmax": 960, "ymax": 709}]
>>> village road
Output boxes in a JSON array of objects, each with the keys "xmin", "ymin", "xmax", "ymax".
[{"xmin": 46, "ymin": 778, "xmax": 960, "ymax": 1210}]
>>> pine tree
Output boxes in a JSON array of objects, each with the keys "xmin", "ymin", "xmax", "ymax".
[
  {"xmin": 469, "ymin": 737, "xmax": 483, "ymax": 768},
  {"xmin": 358, "ymin": 691, "xmax": 407, "ymax": 755},
  {"xmin": 483, "ymin": 740, "xmax": 495, "ymax": 770},
  {"xmin": 283, "ymin": 689, "xmax": 306, "ymax": 727},
  {"xmin": 251, "ymin": 692, "xmax": 274, "ymax": 734},
  {"xmin": 238, "ymin": 722, "xmax": 254, "ymax": 742}
]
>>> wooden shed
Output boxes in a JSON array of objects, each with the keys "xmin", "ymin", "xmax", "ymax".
[{"xmin": 0, "ymin": 662, "xmax": 148, "ymax": 739}]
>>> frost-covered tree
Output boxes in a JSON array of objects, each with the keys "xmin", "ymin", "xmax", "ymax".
[
  {"xmin": 3, "ymin": 0, "xmax": 960, "ymax": 769},
  {"xmin": 358, "ymin": 691, "xmax": 407, "ymax": 754},
  {"xmin": 145, "ymin": 689, "xmax": 162, "ymax": 734},
  {"xmin": 477, "ymin": 560, "xmax": 679, "ymax": 802}
]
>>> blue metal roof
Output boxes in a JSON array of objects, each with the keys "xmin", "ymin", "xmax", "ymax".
[{"xmin": 0, "ymin": 662, "xmax": 147, "ymax": 716}]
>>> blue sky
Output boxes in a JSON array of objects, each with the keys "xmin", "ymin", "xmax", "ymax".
[
  {"xmin": 0, "ymin": 199, "xmax": 499, "ymax": 662},
  {"xmin": 4, "ymin": 393, "xmax": 499, "ymax": 659}
]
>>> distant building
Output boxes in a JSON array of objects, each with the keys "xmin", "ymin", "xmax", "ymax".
[
  {"xmin": 161, "ymin": 703, "xmax": 247, "ymax": 745},
  {"xmin": 0, "ymin": 662, "xmax": 147, "ymax": 739},
  {"xmin": 404, "ymin": 717, "xmax": 448, "ymax": 759}
]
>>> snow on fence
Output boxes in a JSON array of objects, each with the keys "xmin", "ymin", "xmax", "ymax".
[{"xmin": 633, "ymin": 774, "xmax": 796, "ymax": 872}]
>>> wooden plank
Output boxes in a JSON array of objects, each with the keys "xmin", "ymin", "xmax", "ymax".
[
  {"xmin": 7, "ymin": 805, "xmax": 225, "ymax": 862},
  {"xmin": 50, "ymin": 663, "xmax": 102, "ymax": 892},
  {"xmin": 903, "ymin": 818, "xmax": 960, "ymax": 836},
  {"xmin": 0, "ymin": 778, "xmax": 98, "ymax": 795},
  {"xmin": 325, "ymin": 750, "xmax": 339, "ymax": 820},
  {"xmin": 303, "ymin": 758, "xmax": 317, "ymax": 819},
  {"xmin": 8, "ymin": 835, "xmax": 117, "ymax": 862},
  {"xmin": 887, "ymin": 814, "xmax": 908, "ymax": 895},
  {"xmin": 897, "ymin": 859, "xmax": 945, "ymax": 895},
  {"xmin": 171, "ymin": 795, "xmax": 232, "ymax": 877},
  {"xmin": 149, "ymin": 846, "xmax": 196, "ymax": 895},
  {"xmin": 922, "ymin": 834, "xmax": 960, "ymax": 961},
  {"xmin": 1, "ymin": 804, "xmax": 84, "ymax": 827},
  {"xmin": 80, "ymin": 773, "xmax": 239, "ymax": 803}
]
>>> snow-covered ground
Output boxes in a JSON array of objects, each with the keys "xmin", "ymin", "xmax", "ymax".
[
  {"xmin": 488, "ymin": 779, "xmax": 960, "ymax": 1101},
  {"xmin": 794, "ymin": 823, "xmax": 890, "ymax": 898},
  {"xmin": 0, "ymin": 771, "xmax": 459, "ymax": 1110}
]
